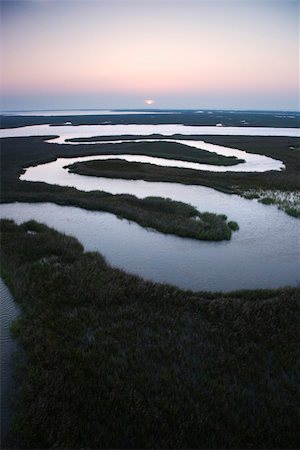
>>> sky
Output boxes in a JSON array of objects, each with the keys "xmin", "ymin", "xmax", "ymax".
[{"xmin": 0, "ymin": 0, "xmax": 299, "ymax": 111}]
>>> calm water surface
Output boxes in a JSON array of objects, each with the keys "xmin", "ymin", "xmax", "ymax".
[
  {"xmin": 21, "ymin": 138, "xmax": 284, "ymax": 177},
  {"xmin": 1, "ymin": 120, "xmax": 299, "ymax": 445},
  {"xmin": 0, "ymin": 124, "xmax": 299, "ymax": 143},
  {"xmin": 2, "ymin": 122, "xmax": 300, "ymax": 291},
  {"xmin": 1, "ymin": 200, "xmax": 299, "ymax": 292},
  {"xmin": 1, "ymin": 123, "xmax": 299, "ymax": 292}
]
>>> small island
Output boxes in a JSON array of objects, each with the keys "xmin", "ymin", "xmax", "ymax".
[
  {"xmin": 67, "ymin": 158, "xmax": 239, "ymax": 181},
  {"xmin": 65, "ymin": 140, "xmax": 245, "ymax": 166}
]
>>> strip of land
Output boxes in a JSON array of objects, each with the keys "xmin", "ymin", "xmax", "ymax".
[
  {"xmin": 66, "ymin": 140, "xmax": 245, "ymax": 166},
  {"xmin": 67, "ymin": 156, "xmax": 300, "ymax": 218},
  {"xmin": 1, "ymin": 136, "xmax": 299, "ymax": 219},
  {"xmin": 1, "ymin": 110, "xmax": 299, "ymax": 128},
  {"xmin": 66, "ymin": 136, "xmax": 300, "ymax": 218},
  {"xmin": 1, "ymin": 219, "xmax": 299, "ymax": 449}
]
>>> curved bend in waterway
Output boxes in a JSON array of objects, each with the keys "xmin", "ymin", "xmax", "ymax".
[
  {"xmin": 1, "ymin": 123, "xmax": 299, "ymax": 292},
  {"xmin": 0, "ymin": 123, "xmax": 299, "ymax": 141},
  {"xmin": 1, "ymin": 192, "xmax": 299, "ymax": 293},
  {"xmin": 2, "ymin": 123, "xmax": 289, "ymax": 173}
]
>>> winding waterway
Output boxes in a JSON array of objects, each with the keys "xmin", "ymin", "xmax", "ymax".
[
  {"xmin": 1, "ymin": 198, "xmax": 299, "ymax": 292},
  {"xmin": 2, "ymin": 96, "xmax": 300, "ymax": 450},
  {"xmin": 21, "ymin": 138, "xmax": 285, "ymax": 175},
  {"xmin": 0, "ymin": 123, "xmax": 299, "ymax": 143},
  {"xmin": 1, "ymin": 122, "xmax": 300, "ymax": 440},
  {"xmin": 1, "ymin": 123, "xmax": 299, "ymax": 292}
]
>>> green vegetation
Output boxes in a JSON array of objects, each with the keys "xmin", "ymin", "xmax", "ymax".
[
  {"xmin": 1, "ymin": 219, "xmax": 299, "ymax": 449},
  {"xmin": 65, "ymin": 136, "xmax": 300, "ymax": 217},
  {"xmin": 65, "ymin": 157, "xmax": 238, "ymax": 180},
  {"xmin": 242, "ymin": 189, "xmax": 300, "ymax": 218},
  {"xmin": 2, "ymin": 110, "xmax": 299, "ymax": 129},
  {"xmin": 228, "ymin": 220, "xmax": 239, "ymax": 231},
  {"xmin": 1, "ymin": 138, "xmax": 240, "ymax": 241},
  {"xmin": 65, "ymin": 141, "xmax": 245, "ymax": 166},
  {"xmin": 1, "ymin": 136, "xmax": 299, "ymax": 222},
  {"xmin": 1, "ymin": 122, "xmax": 299, "ymax": 448},
  {"xmin": 2, "ymin": 186, "xmax": 237, "ymax": 241},
  {"xmin": 260, "ymin": 197, "xmax": 275, "ymax": 205},
  {"xmin": 65, "ymin": 157, "xmax": 239, "ymax": 185}
]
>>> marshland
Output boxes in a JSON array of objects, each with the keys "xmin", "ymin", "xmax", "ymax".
[
  {"xmin": 1, "ymin": 109, "xmax": 300, "ymax": 449},
  {"xmin": 2, "ymin": 1, "xmax": 300, "ymax": 447},
  {"xmin": 1, "ymin": 218, "xmax": 299, "ymax": 449}
]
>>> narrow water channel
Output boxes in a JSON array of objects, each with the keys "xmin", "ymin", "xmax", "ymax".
[
  {"xmin": 1, "ymin": 201, "xmax": 299, "ymax": 292},
  {"xmin": 1, "ymin": 116, "xmax": 299, "ymax": 448}
]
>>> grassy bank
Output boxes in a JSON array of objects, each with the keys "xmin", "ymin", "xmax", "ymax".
[
  {"xmin": 65, "ymin": 134, "xmax": 300, "ymax": 194},
  {"xmin": 65, "ymin": 140, "xmax": 245, "ymax": 165},
  {"xmin": 67, "ymin": 157, "xmax": 300, "ymax": 218},
  {"xmin": 1, "ymin": 136, "xmax": 299, "ymax": 219},
  {"xmin": 1, "ymin": 219, "xmax": 299, "ymax": 449},
  {"xmin": 64, "ymin": 141, "xmax": 245, "ymax": 166},
  {"xmin": 242, "ymin": 189, "xmax": 300, "ymax": 218},
  {"xmin": 66, "ymin": 135, "xmax": 300, "ymax": 217},
  {"xmin": 2, "ymin": 185, "xmax": 237, "ymax": 241},
  {"xmin": 65, "ymin": 157, "xmax": 237, "ymax": 179},
  {"xmin": 1, "ymin": 137, "xmax": 240, "ymax": 241}
]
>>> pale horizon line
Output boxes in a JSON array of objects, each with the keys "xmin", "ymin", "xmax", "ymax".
[{"xmin": 1, "ymin": 108, "xmax": 300, "ymax": 113}]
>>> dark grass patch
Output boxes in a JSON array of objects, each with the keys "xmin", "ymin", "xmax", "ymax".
[
  {"xmin": 65, "ymin": 142, "xmax": 244, "ymax": 166},
  {"xmin": 260, "ymin": 197, "xmax": 276, "ymax": 205},
  {"xmin": 1, "ymin": 219, "xmax": 300, "ymax": 449},
  {"xmin": 285, "ymin": 207, "xmax": 300, "ymax": 218},
  {"xmin": 228, "ymin": 220, "xmax": 239, "ymax": 231},
  {"xmin": 2, "ymin": 186, "xmax": 237, "ymax": 241},
  {"xmin": 1, "ymin": 136, "xmax": 300, "ymax": 196},
  {"xmin": 2, "ymin": 110, "xmax": 299, "ymax": 128},
  {"xmin": 65, "ymin": 157, "xmax": 240, "ymax": 183},
  {"xmin": 1, "ymin": 135, "xmax": 299, "ymax": 234}
]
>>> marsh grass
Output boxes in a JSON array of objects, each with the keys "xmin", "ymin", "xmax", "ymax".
[
  {"xmin": 3, "ymin": 110, "xmax": 299, "ymax": 129},
  {"xmin": 65, "ymin": 142, "xmax": 244, "ymax": 166},
  {"xmin": 67, "ymin": 158, "xmax": 300, "ymax": 220},
  {"xmin": 1, "ymin": 219, "xmax": 299, "ymax": 449},
  {"xmin": 1, "ymin": 137, "xmax": 241, "ymax": 241},
  {"xmin": 228, "ymin": 221, "xmax": 239, "ymax": 231},
  {"xmin": 242, "ymin": 189, "xmax": 300, "ymax": 218},
  {"xmin": 1, "ymin": 136, "xmax": 300, "ymax": 220}
]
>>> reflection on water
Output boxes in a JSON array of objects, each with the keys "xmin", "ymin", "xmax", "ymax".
[
  {"xmin": 1, "ymin": 122, "xmax": 299, "ymax": 292},
  {"xmin": 1, "ymin": 119, "xmax": 299, "ymax": 448},
  {"xmin": 0, "ymin": 123, "xmax": 299, "ymax": 143},
  {"xmin": 1, "ymin": 201, "xmax": 299, "ymax": 292},
  {"xmin": 21, "ymin": 138, "xmax": 284, "ymax": 180}
]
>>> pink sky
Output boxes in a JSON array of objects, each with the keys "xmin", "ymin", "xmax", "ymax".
[{"xmin": 1, "ymin": 0, "xmax": 299, "ymax": 110}]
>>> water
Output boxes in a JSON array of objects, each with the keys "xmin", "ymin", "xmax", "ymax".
[
  {"xmin": 1, "ymin": 200, "xmax": 299, "ymax": 292},
  {"xmin": 1, "ymin": 122, "xmax": 299, "ymax": 292},
  {"xmin": 1, "ymin": 119, "xmax": 299, "ymax": 446},
  {"xmin": 21, "ymin": 139, "xmax": 284, "ymax": 178},
  {"xmin": 0, "ymin": 123, "xmax": 299, "ymax": 143},
  {"xmin": 0, "ymin": 279, "xmax": 19, "ymax": 448},
  {"xmin": 20, "ymin": 152, "xmax": 285, "ymax": 213}
]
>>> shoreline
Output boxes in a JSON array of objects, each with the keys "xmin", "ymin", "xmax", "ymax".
[{"xmin": 1, "ymin": 219, "xmax": 299, "ymax": 449}]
